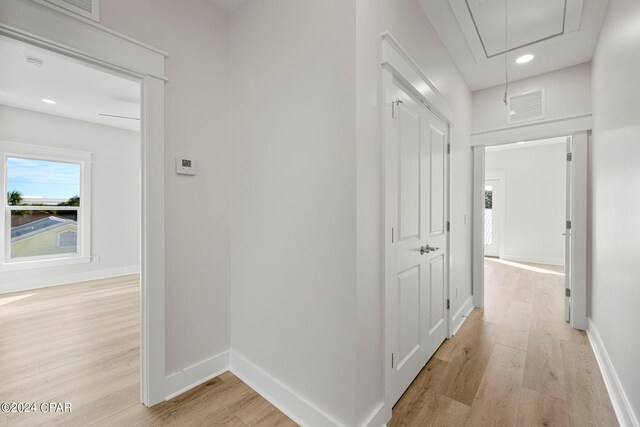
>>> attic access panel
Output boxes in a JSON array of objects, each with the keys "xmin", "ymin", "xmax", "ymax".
[{"xmin": 466, "ymin": 0, "xmax": 567, "ymax": 57}]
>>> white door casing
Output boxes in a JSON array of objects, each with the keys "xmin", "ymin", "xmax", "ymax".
[
  {"xmin": 565, "ymin": 137, "xmax": 573, "ymax": 322},
  {"xmin": 385, "ymin": 78, "xmax": 449, "ymax": 405}
]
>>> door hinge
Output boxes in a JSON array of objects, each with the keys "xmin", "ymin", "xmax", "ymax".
[
  {"xmin": 446, "ymin": 299, "xmax": 450, "ymax": 310},
  {"xmin": 392, "ymin": 99, "xmax": 404, "ymax": 119},
  {"xmin": 447, "ymin": 221, "xmax": 450, "ymax": 232},
  {"xmin": 566, "ymin": 220, "xmax": 572, "ymax": 230},
  {"xmin": 391, "ymin": 353, "xmax": 394, "ymax": 369},
  {"xmin": 565, "ymin": 288, "xmax": 571, "ymax": 297},
  {"xmin": 447, "ymin": 143, "xmax": 451, "ymax": 154},
  {"xmin": 567, "ymin": 152, "xmax": 573, "ymax": 161}
]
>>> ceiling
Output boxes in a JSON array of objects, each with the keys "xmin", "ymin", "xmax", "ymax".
[
  {"xmin": 207, "ymin": 0, "xmax": 248, "ymax": 13},
  {"xmin": 0, "ymin": 36, "xmax": 141, "ymax": 131},
  {"xmin": 419, "ymin": 0, "xmax": 609, "ymax": 90}
]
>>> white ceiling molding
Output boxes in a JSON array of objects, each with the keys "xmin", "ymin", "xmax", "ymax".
[
  {"xmin": 471, "ymin": 113, "xmax": 592, "ymax": 146},
  {"xmin": 418, "ymin": 0, "xmax": 608, "ymax": 90},
  {"xmin": 381, "ymin": 32, "xmax": 455, "ymax": 125}
]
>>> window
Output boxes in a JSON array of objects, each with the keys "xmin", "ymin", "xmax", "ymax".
[{"xmin": 0, "ymin": 142, "xmax": 91, "ymax": 270}]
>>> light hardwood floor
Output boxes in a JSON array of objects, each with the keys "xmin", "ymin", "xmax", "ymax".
[
  {"xmin": 1, "ymin": 262, "xmax": 618, "ymax": 427},
  {"xmin": 389, "ymin": 258, "xmax": 618, "ymax": 427},
  {"xmin": 0, "ymin": 275, "xmax": 294, "ymax": 427}
]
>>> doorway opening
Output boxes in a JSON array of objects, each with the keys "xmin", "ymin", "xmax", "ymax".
[
  {"xmin": 0, "ymin": 34, "xmax": 143, "ymax": 424},
  {"xmin": 473, "ymin": 132, "xmax": 588, "ymax": 330},
  {"xmin": 482, "ymin": 138, "xmax": 568, "ymax": 332}
]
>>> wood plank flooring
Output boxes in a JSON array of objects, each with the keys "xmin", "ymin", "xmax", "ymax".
[
  {"xmin": 0, "ymin": 275, "xmax": 294, "ymax": 427},
  {"xmin": 1, "ymin": 261, "xmax": 618, "ymax": 426},
  {"xmin": 389, "ymin": 258, "xmax": 618, "ymax": 427}
]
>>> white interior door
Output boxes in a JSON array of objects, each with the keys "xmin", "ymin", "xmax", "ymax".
[
  {"xmin": 564, "ymin": 137, "xmax": 573, "ymax": 322},
  {"xmin": 484, "ymin": 179, "xmax": 501, "ymax": 257},
  {"xmin": 386, "ymin": 80, "xmax": 449, "ymax": 405}
]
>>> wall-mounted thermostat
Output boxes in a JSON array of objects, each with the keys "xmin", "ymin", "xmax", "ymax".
[{"xmin": 176, "ymin": 157, "xmax": 197, "ymax": 175}]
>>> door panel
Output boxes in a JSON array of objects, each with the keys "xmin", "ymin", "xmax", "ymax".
[
  {"xmin": 398, "ymin": 108, "xmax": 421, "ymax": 241},
  {"xmin": 429, "ymin": 125, "xmax": 446, "ymax": 235},
  {"xmin": 387, "ymin": 80, "xmax": 449, "ymax": 405},
  {"xmin": 398, "ymin": 266, "xmax": 421, "ymax": 367}
]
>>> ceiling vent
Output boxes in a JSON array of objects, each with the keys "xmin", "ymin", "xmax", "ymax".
[
  {"xmin": 44, "ymin": 0, "xmax": 100, "ymax": 22},
  {"xmin": 508, "ymin": 89, "xmax": 545, "ymax": 123}
]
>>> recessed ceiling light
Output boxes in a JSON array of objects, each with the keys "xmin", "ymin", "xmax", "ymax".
[
  {"xmin": 41, "ymin": 98, "xmax": 57, "ymax": 105},
  {"xmin": 516, "ymin": 54, "xmax": 534, "ymax": 64}
]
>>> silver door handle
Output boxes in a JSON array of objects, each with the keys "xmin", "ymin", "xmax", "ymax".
[{"xmin": 420, "ymin": 244, "xmax": 439, "ymax": 255}]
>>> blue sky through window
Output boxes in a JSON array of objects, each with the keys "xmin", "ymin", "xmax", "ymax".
[{"xmin": 7, "ymin": 157, "xmax": 80, "ymax": 200}]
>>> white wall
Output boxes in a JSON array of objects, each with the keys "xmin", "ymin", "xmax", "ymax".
[
  {"xmin": 0, "ymin": 105, "xmax": 139, "ymax": 292},
  {"xmin": 590, "ymin": 0, "xmax": 640, "ymax": 423},
  {"xmin": 355, "ymin": 0, "xmax": 384, "ymax": 424},
  {"xmin": 100, "ymin": 0, "xmax": 233, "ymax": 376},
  {"xmin": 473, "ymin": 63, "xmax": 592, "ymax": 133},
  {"xmin": 485, "ymin": 142, "xmax": 566, "ymax": 265},
  {"xmin": 231, "ymin": 1, "xmax": 357, "ymax": 425}
]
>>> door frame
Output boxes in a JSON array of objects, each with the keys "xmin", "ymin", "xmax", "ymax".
[
  {"xmin": 0, "ymin": 1, "xmax": 168, "ymax": 405},
  {"xmin": 381, "ymin": 32, "xmax": 454, "ymax": 413},
  {"xmin": 472, "ymin": 133, "xmax": 589, "ymax": 329},
  {"xmin": 483, "ymin": 171, "xmax": 506, "ymax": 259}
]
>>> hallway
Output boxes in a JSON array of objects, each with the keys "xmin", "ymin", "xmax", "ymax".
[{"xmin": 389, "ymin": 258, "xmax": 617, "ymax": 426}]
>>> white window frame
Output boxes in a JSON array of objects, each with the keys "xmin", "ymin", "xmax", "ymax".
[{"xmin": 0, "ymin": 141, "xmax": 92, "ymax": 271}]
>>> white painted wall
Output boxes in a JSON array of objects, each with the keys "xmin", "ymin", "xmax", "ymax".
[
  {"xmin": 473, "ymin": 63, "xmax": 592, "ymax": 133},
  {"xmin": 231, "ymin": 2, "xmax": 357, "ymax": 425},
  {"xmin": 355, "ymin": 0, "xmax": 385, "ymax": 424},
  {"xmin": 99, "ymin": 0, "xmax": 233, "ymax": 376},
  {"xmin": 0, "ymin": 105, "xmax": 139, "ymax": 292},
  {"xmin": 590, "ymin": 0, "xmax": 640, "ymax": 423},
  {"xmin": 485, "ymin": 142, "xmax": 566, "ymax": 265}
]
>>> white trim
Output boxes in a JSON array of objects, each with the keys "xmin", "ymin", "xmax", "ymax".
[
  {"xmin": 587, "ymin": 319, "xmax": 639, "ymax": 427},
  {"xmin": 451, "ymin": 296, "xmax": 474, "ymax": 335},
  {"xmin": 164, "ymin": 351, "xmax": 230, "ymax": 401},
  {"xmin": 0, "ymin": 265, "xmax": 139, "ymax": 294},
  {"xmin": 230, "ymin": 351, "xmax": 347, "ymax": 427},
  {"xmin": 500, "ymin": 254, "xmax": 565, "ymax": 266},
  {"xmin": 472, "ymin": 146, "xmax": 485, "ymax": 308},
  {"xmin": 11, "ymin": 0, "xmax": 169, "ymax": 57},
  {"xmin": 0, "ymin": 255, "xmax": 90, "ymax": 272},
  {"xmin": 359, "ymin": 401, "xmax": 387, "ymax": 427},
  {"xmin": 471, "ymin": 114, "xmax": 592, "ymax": 146},
  {"xmin": 380, "ymin": 32, "xmax": 454, "ymax": 123}
]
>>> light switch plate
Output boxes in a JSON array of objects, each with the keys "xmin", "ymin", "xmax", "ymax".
[{"xmin": 176, "ymin": 157, "xmax": 196, "ymax": 175}]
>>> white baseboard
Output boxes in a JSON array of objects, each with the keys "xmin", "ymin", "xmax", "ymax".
[
  {"xmin": 164, "ymin": 351, "xmax": 230, "ymax": 401},
  {"xmin": 587, "ymin": 319, "xmax": 639, "ymax": 427},
  {"xmin": 0, "ymin": 265, "xmax": 140, "ymax": 294},
  {"xmin": 230, "ymin": 351, "xmax": 348, "ymax": 427},
  {"xmin": 501, "ymin": 254, "xmax": 564, "ymax": 266},
  {"xmin": 359, "ymin": 401, "xmax": 388, "ymax": 427},
  {"xmin": 451, "ymin": 296, "xmax": 474, "ymax": 335}
]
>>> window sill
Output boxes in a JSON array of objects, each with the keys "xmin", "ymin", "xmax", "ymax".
[{"xmin": 0, "ymin": 255, "xmax": 91, "ymax": 272}]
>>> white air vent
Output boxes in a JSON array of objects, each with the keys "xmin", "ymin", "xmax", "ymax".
[
  {"xmin": 44, "ymin": 0, "xmax": 100, "ymax": 22},
  {"xmin": 508, "ymin": 89, "xmax": 545, "ymax": 123}
]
